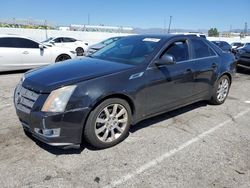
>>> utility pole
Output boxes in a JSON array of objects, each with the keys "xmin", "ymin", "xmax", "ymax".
[
  {"xmin": 230, "ymin": 25, "xmax": 232, "ymax": 37},
  {"xmin": 88, "ymin": 14, "xmax": 90, "ymax": 25},
  {"xmin": 45, "ymin": 20, "xmax": 48, "ymax": 39},
  {"xmin": 244, "ymin": 22, "xmax": 248, "ymax": 36},
  {"xmin": 167, "ymin": 16, "xmax": 172, "ymax": 34}
]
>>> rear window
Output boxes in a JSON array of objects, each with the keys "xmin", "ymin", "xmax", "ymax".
[{"xmin": 192, "ymin": 39, "xmax": 216, "ymax": 59}]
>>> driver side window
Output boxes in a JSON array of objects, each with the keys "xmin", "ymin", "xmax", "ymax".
[{"xmin": 162, "ymin": 40, "xmax": 189, "ymax": 62}]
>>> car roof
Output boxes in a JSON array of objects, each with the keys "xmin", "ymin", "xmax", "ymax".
[
  {"xmin": 0, "ymin": 34, "xmax": 29, "ymax": 38},
  {"xmin": 124, "ymin": 34, "xmax": 205, "ymax": 41},
  {"xmin": 51, "ymin": 36, "xmax": 77, "ymax": 39}
]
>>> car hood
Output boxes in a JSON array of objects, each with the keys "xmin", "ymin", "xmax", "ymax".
[{"xmin": 23, "ymin": 57, "xmax": 135, "ymax": 93}]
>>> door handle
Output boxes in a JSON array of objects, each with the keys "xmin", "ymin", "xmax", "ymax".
[
  {"xmin": 186, "ymin": 68, "xmax": 192, "ymax": 73},
  {"xmin": 211, "ymin": 63, "xmax": 217, "ymax": 69},
  {"xmin": 22, "ymin": 51, "xmax": 29, "ymax": 55}
]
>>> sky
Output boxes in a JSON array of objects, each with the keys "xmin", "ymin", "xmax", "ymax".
[{"xmin": 1, "ymin": 0, "xmax": 250, "ymax": 31}]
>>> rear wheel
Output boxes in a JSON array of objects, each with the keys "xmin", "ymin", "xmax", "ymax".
[
  {"xmin": 209, "ymin": 75, "xmax": 231, "ymax": 105},
  {"xmin": 76, "ymin": 47, "xmax": 84, "ymax": 56},
  {"xmin": 84, "ymin": 98, "xmax": 131, "ymax": 149},
  {"xmin": 55, "ymin": 54, "xmax": 71, "ymax": 62}
]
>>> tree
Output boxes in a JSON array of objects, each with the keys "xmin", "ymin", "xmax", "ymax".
[{"xmin": 208, "ymin": 28, "xmax": 219, "ymax": 37}]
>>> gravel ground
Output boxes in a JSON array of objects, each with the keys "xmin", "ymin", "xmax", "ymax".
[{"xmin": 0, "ymin": 69, "xmax": 250, "ymax": 188}]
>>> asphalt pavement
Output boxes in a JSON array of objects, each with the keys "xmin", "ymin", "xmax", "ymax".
[{"xmin": 0, "ymin": 69, "xmax": 250, "ymax": 188}]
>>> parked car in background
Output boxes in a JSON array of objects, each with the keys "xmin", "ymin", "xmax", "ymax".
[
  {"xmin": 14, "ymin": 34, "xmax": 236, "ymax": 149},
  {"xmin": 42, "ymin": 37, "xmax": 88, "ymax": 56},
  {"xmin": 0, "ymin": 34, "xmax": 77, "ymax": 72},
  {"xmin": 212, "ymin": 41, "xmax": 232, "ymax": 53},
  {"xmin": 235, "ymin": 43, "xmax": 250, "ymax": 69},
  {"xmin": 231, "ymin": 42, "xmax": 244, "ymax": 54},
  {"xmin": 183, "ymin": 32, "xmax": 207, "ymax": 39},
  {"xmin": 86, "ymin": 36, "xmax": 123, "ymax": 55}
]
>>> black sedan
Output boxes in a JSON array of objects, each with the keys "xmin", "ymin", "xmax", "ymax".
[
  {"xmin": 236, "ymin": 43, "xmax": 250, "ymax": 69},
  {"xmin": 231, "ymin": 42, "xmax": 244, "ymax": 54},
  {"xmin": 14, "ymin": 35, "xmax": 236, "ymax": 149},
  {"xmin": 212, "ymin": 41, "xmax": 232, "ymax": 53}
]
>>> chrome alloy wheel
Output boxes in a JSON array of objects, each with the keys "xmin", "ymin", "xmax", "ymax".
[
  {"xmin": 217, "ymin": 78, "xmax": 229, "ymax": 102},
  {"xmin": 94, "ymin": 104, "xmax": 128, "ymax": 143}
]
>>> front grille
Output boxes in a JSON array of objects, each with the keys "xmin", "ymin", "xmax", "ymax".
[{"xmin": 14, "ymin": 84, "xmax": 40, "ymax": 114}]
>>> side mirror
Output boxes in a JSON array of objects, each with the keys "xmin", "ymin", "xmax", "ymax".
[
  {"xmin": 50, "ymin": 41, "xmax": 55, "ymax": 45},
  {"xmin": 155, "ymin": 54, "xmax": 176, "ymax": 66},
  {"xmin": 39, "ymin": 44, "xmax": 44, "ymax": 50}
]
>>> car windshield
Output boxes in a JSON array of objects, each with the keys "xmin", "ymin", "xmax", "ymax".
[
  {"xmin": 232, "ymin": 43, "xmax": 241, "ymax": 46},
  {"xmin": 91, "ymin": 36, "xmax": 163, "ymax": 65},
  {"xmin": 42, "ymin": 37, "xmax": 54, "ymax": 43}
]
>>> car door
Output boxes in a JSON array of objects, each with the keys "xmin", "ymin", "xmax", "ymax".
[
  {"xmin": 145, "ymin": 38, "xmax": 195, "ymax": 116},
  {"xmin": 0, "ymin": 37, "xmax": 22, "ymax": 71},
  {"xmin": 190, "ymin": 38, "xmax": 219, "ymax": 98},
  {"xmin": 14, "ymin": 38, "xmax": 52, "ymax": 68}
]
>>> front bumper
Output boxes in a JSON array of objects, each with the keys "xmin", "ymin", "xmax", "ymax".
[
  {"xmin": 14, "ymin": 84, "xmax": 90, "ymax": 147},
  {"xmin": 16, "ymin": 107, "xmax": 90, "ymax": 146},
  {"xmin": 237, "ymin": 57, "xmax": 250, "ymax": 69}
]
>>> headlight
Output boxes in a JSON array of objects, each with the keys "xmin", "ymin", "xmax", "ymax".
[{"xmin": 41, "ymin": 85, "xmax": 77, "ymax": 112}]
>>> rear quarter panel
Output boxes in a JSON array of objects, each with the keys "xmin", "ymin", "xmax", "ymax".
[{"xmin": 219, "ymin": 52, "xmax": 236, "ymax": 79}]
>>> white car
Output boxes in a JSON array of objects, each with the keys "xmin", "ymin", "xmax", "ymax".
[
  {"xmin": 0, "ymin": 34, "xmax": 77, "ymax": 72},
  {"xmin": 42, "ymin": 37, "xmax": 88, "ymax": 56},
  {"xmin": 183, "ymin": 32, "xmax": 206, "ymax": 38}
]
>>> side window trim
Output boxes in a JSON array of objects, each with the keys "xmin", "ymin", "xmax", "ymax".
[{"xmin": 178, "ymin": 55, "xmax": 218, "ymax": 63}]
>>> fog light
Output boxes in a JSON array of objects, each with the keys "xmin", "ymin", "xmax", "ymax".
[
  {"xmin": 34, "ymin": 128, "xmax": 61, "ymax": 137},
  {"xmin": 42, "ymin": 129, "xmax": 53, "ymax": 136}
]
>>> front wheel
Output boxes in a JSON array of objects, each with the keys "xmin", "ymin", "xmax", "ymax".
[
  {"xmin": 84, "ymin": 98, "xmax": 131, "ymax": 149},
  {"xmin": 76, "ymin": 47, "xmax": 84, "ymax": 56},
  {"xmin": 55, "ymin": 54, "xmax": 71, "ymax": 62},
  {"xmin": 209, "ymin": 75, "xmax": 231, "ymax": 105}
]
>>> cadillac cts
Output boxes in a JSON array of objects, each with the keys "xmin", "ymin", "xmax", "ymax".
[{"xmin": 14, "ymin": 35, "xmax": 236, "ymax": 149}]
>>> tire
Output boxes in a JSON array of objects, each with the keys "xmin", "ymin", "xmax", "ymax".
[
  {"xmin": 55, "ymin": 54, "xmax": 71, "ymax": 62},
  {"xmin": 84, "ymin": 98, "xmax": 132, "ymax": 149},
  {"xmin": 209, "ymin": 75, "xmax": 231, "ymax": 105},
  {"xmin": 76, "ymin": 47, "xmax": 84, "ymax": 56}
]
